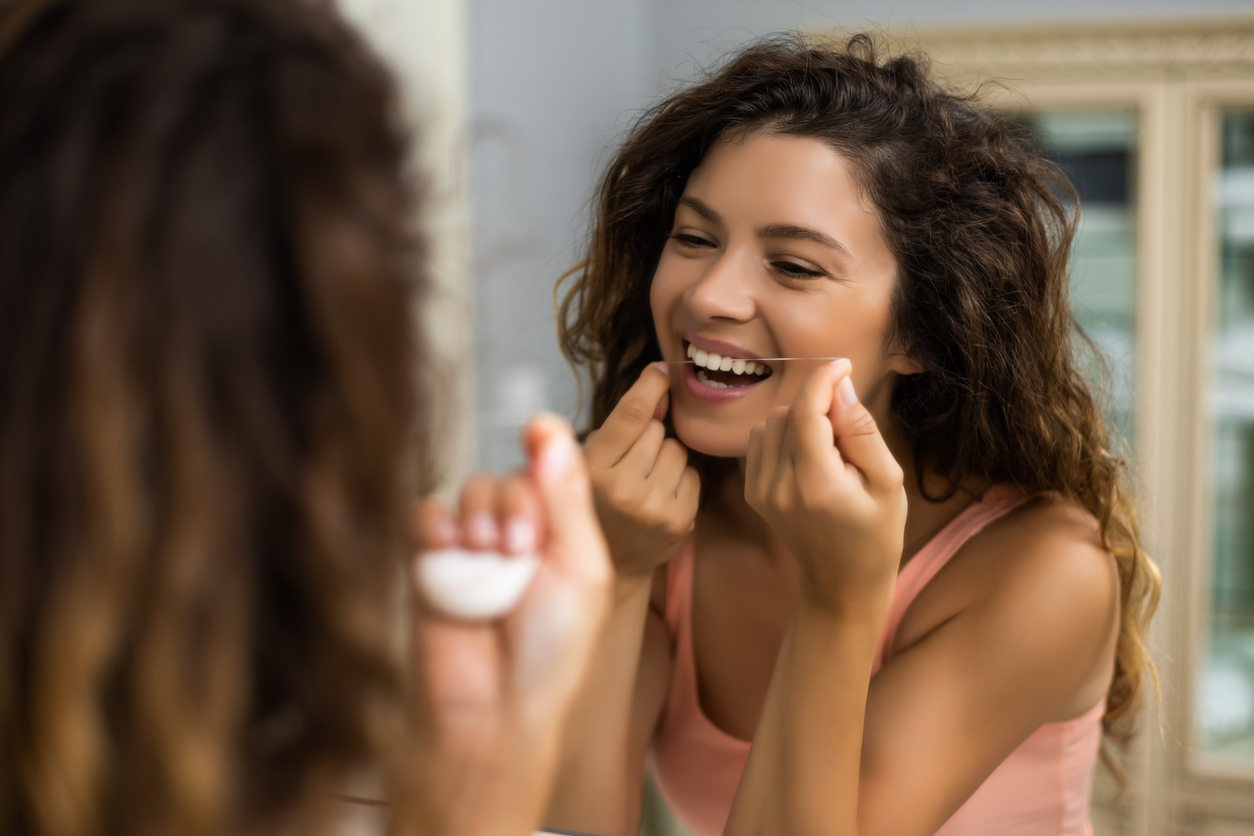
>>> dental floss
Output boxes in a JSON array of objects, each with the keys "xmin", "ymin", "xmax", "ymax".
[
  {"xmin": 416, "ymin": 547, "xmax": 541, "ymax": 620},
  {"xmin": 664, "ymin": 357, "xmax": 844, "ymax": 364},
  {"xmin": 479, "ymin": 358, "xmax": 845, "ymax": 428}
]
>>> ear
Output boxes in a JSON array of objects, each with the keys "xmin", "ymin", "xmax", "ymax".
[{"xmin": 887, "ymin": 339, "xmax": 925, "ymax": 376}]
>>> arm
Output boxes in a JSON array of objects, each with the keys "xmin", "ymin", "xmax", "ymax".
[
  {"xmin": 728, "ymin": 361, "xmax": 903, "ymax": 835},
  {"xmin": 542, "ymin": 569, "xmax": 671, "ymax": 835},
  {"xmin": 727, "ymin": 363, "xmax": 1119, "ymax": 836},
  {"xmin": 855, "ymin": 501, "xmax": 1118, "ymax": 835},
  {"xmin": 544, "ymin": 363, "xmax": 699, "ymax": 835}
]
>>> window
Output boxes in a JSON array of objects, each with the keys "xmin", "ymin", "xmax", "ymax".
[
  {"xmin": 1024, "ymin": 110, "xmax": 1138, "ymax": 445},
  {"xmin": 1201, "ymin": 111, "xmax": 1254, "ymax": 767}
]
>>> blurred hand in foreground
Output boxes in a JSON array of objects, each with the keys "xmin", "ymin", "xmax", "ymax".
[{"xmin": 401, "ymin": 413, "xmax": 612, "ymax": 836}]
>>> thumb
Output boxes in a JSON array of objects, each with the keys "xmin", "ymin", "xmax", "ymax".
[
  {"xmin": 523, "ymin": 412, "xmax": 612, "ymax": 583},
  {"xmin": 828, "ymin": 374, "xmax": 903, "ymax": 494}
]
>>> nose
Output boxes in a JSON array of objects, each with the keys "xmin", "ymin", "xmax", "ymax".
[{"xmin": 685, "ymin": 249, "xmax": 756, "ymax": 323}]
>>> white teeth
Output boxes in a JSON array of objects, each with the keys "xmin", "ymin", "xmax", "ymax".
[
  {"xmin": 685, "ymin": 342, "xmax": 771, "ymax": 377},
  {"xmin": 695, "ymin": 368, "xmax": 731, "ymax": 389}
]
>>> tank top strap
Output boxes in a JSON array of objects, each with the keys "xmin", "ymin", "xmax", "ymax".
[{"xmin": 874, "ymin": 484, "xmax": 1034, "ymax": 672}]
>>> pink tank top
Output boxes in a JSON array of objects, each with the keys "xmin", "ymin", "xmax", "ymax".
[{"xmin": 650, "ymin": 484, "xmax": 1104, "ymax": 836}]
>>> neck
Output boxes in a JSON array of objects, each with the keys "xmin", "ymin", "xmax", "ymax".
[{"xmin": 890, "ymin": 434, "xmax": 986, "ymax": 564}]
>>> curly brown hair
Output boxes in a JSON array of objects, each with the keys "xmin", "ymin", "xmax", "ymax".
[
  {"xmin": 0, "ymin": 0, "xmax": 427, "ymax": 833},
  {"xmin": 559, "ymin": 33, "xmax": 1160, "ymax": 778}
]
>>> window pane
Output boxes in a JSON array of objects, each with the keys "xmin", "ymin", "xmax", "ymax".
[
  {"xmin": 1198, "ymin": 112, "xmax": 1254, "ymax": 763},
  {"xmin": 1021, "ymin": 111, "xmax": 1138, "ymax": 449}
]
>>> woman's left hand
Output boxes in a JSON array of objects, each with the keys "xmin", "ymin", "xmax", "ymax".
[
  {"xmin": 744, "ymin": 360, "xmax": 907, "ymax": 614},
  {"xmin": 403, "ymin": 414, "xmax": 612, "ymax": 836}
]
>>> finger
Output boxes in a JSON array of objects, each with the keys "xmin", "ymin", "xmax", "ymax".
[
  {"xmin": 786, "ymin": 359, "xmax": 851, "ymax": 477},
  {"xmin": 653, "ymin": 388, "xmax": 670, "ymax": 423},
  {"xmin": 584, "ymin": 363, "xmax": 672, "ymax": 469},
  {"xmin": 790, "ymin": 357, "xmax": 850, "ymax": 439},
  {"xmin": 524, "ymin": 412, "xmax": 613, "ymax": 586},
  {"xmin": 749, "ymin": 407, "xmax": 789, "ymax": 509},
  {"xmin": 614, "ymin": 418, "xmax": 667, "ymax": 481},
  {"xmin": 828, "ymin": 371, "xmax": 904, "ymax": 494},
  {"xmin": 652, "ymin": 437, "xmax": 690, "ymax": 492},
  {"xmin": 643, "ymin": 439, "xmax": 696, "ymax": 535},
  {"xmin": 413, "ymin": 499, "xmax": 459, "ymax": 551},
  {"xmin": 676, "ymin": 465, "xmax": 700, "ymax": 512},
  {"xmin": 500, "ymin": 473, "xmax": 542, "ymax": 555},
  {"xmin": 458, "ymin": 474, "xmax": 502, "ymax": 550},
  {"xmin": 759, "ymin": 406, "xmax": 790, "ymax": 481}
]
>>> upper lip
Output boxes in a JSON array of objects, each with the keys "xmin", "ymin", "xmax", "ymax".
[{"xmin": 683, "ymin": 333, "xmax": 766, "ymax": 361}]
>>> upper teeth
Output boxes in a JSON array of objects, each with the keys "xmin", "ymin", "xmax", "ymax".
[{"xmin": 687, "ymin": 342, "xmax": 768, "ymax": 376}]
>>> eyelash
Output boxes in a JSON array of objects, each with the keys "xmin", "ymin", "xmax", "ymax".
[
  {"xmin": 667, "ymin": 233, "xmax": 826, "ymax": 280},
  {"xmin": 771, "ymin": 260, "xmax": 824, "ymax": 279},
  {"xmin": 668, "ymin": 232, "xmax": 712, "ymax": 248}
]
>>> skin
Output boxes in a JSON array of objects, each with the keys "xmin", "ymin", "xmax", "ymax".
[
  {"xmin": 545, "ymin": 133, "xmax": 1121, "ymax": 836},
  {"xmin": 407, "ymin": 414, "xmax": 612, "ymax": 836}
]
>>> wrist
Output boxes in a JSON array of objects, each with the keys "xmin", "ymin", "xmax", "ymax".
[
  {"xmin": 611, "ymin": 569, "xmax": 654, "ymax": 606},
  {"xmin": 797, "ymin": 575, "xmax": 895, "ymax": 625}
]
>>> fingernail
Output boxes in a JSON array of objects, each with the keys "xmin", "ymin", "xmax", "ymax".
[
  {"xmin": 837, "ymin": 376, "xmax": 858, "ymax": 407},
  {"xmin": 653, "ymin": 361, "xmax": 671, "ymax": 378},
  {"xmin": 504, "ymin": 516, "xmax": 537, "ymax": 553},
  {"xmin": 467, "ymin": 512, "xmax": 499, "ymax": 547},
  {"xmin": 538, "ymin": 432, "xmax": 576, "ymax": 480}
]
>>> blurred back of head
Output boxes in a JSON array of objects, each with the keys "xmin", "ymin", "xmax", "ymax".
[{"xmin": 0, "ymin": 0, "xmax": 425, "ymax": 833}]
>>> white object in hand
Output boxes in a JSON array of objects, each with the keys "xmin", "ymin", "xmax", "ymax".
[{"xmin": 417, "ymin": 548, "xmax": 541, "ymax": 619}]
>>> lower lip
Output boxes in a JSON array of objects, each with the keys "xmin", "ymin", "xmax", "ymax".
[{"xmin": 681, "ymin": 361, "xmax": 770, "ymax": 403}]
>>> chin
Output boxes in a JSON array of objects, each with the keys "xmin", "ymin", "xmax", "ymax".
[{"xmin": 672, "ymin": 413, "xmax": 750, "ymax": 459}]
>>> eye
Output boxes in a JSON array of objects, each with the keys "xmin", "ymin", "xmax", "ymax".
[
  {"xmin": 668, "ymin": 232, "xmax": 715, "ymax": 249},
  {"xmin": 771, "ymin": 259, "xmax": 825, "ymax": 279}
]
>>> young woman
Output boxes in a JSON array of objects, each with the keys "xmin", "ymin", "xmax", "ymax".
[
  {"xmin": 0, "ymin": 1, "xmax": 610, "ymax": 834},
  {"xmin": 547, "ymin": 35, "xmax": 1160, "ymax": 836}
]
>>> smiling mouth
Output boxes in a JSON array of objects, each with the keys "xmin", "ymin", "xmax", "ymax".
[{"xmin": 685, "ymin": 341, "xmax": 774, "ymax": 390}]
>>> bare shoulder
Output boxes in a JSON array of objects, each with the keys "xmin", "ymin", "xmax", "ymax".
[
  {"xmin": 897, "ymin": 492, "xmax": 1120, "ymax": 717},
  {"xmin": 970, "ymin": 493, "xmax": 1118, "ymax": 615},
  {"xmin": 912, "ymin": 492, "xmax": 1117, "ymax": 621},
  {"xmin": 955, "ymin": 494, "xmax": 1120, "ymax": 706}
]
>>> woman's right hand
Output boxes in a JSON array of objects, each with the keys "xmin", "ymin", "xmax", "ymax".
[{"xmin": 584, "ymin": 362, "xmax": 700, "ymax": 582}]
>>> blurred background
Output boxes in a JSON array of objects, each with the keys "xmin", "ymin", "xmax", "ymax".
[{"xmin": 342, "ymin": 1, "xmax": 1254, "ymax": 833}]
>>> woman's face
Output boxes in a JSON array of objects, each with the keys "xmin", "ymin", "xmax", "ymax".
[{"xmin": 650, "ymin": 131, "xmax": 914, "ymax": 459}]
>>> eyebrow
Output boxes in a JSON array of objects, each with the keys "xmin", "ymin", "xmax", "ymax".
[
  {"xmin": 758, "ymin": 223, "xmax": 851, "ymax": 258},
  {"xmin": 678, "ymin": 196, "xmax": 722, "ymax": 224},
  {"xmin": 676, "ymin": 197, "xmax": 852, "ymax": 259}
]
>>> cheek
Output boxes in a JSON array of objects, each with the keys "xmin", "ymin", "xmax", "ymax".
[{"xmin": 782, "ymin": 286, "xmax": 894, "ymax": 355}]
